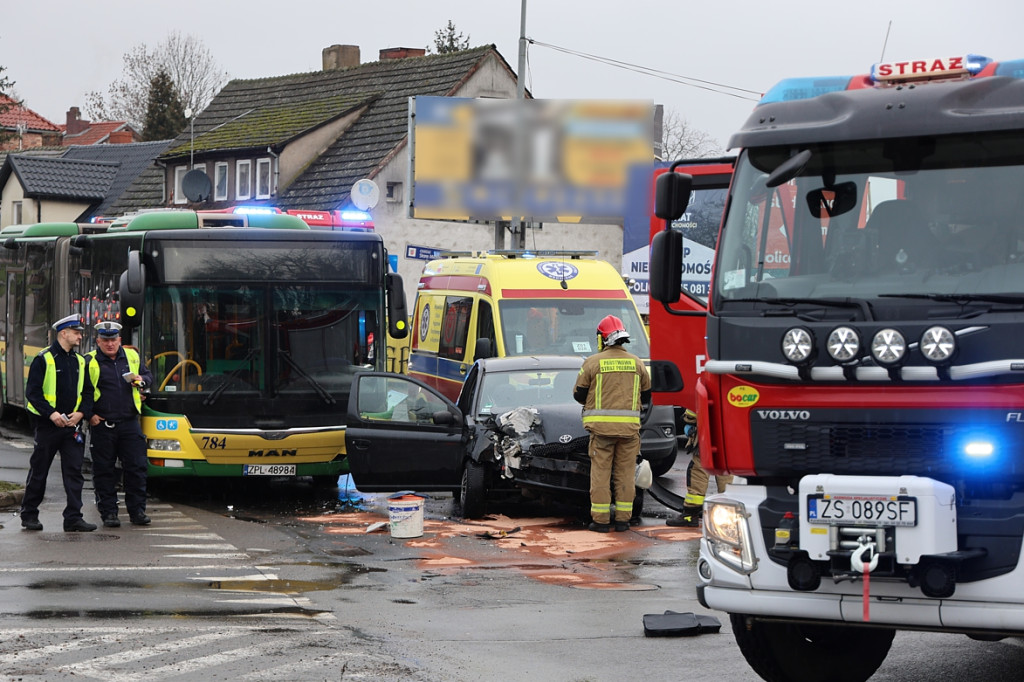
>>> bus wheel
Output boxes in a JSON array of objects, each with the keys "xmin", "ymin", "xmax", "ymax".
[
  {"xmin": 458, "ymin": 461, "xmax": 487, "ymax": 519},
  {"xmin": 730, "ymin": 613, "xmax": 894, "ymax": 682}
]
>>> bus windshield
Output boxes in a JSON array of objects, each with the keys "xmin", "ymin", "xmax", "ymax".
[
  {"xmin": 498, "ymin": 299, "xmax": 650, "ymax": 358},
  {"xmin": 716, "ymin": 130, "xmax": 1024, "ymax": 309},
  {"xmin": 145, "ymin": 284, "xmax": 382, "ymax": 399}
]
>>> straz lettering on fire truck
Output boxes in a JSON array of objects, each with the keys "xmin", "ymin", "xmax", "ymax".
[
  {"xmin": 755, "ymin": 410, "xmax": 811, "ymax": 420},
  {"xmin": 248, "ymin": 449, "xmax": 298, "ymax": 457}
]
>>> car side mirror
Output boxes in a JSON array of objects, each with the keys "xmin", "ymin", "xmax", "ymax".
[
  {"xmin": 475, "ymin": 337, "xmax": 494, "ymax": 360},
  {"xmin": 432, "ymin": 410, "xmax": 461, "ymax": 427}
]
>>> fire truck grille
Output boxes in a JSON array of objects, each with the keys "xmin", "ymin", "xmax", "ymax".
[{"xmin": 749, "ymin": 411, "xmax": 1024, "ymax": 478}]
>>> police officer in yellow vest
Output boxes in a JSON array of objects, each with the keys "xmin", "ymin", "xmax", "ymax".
[
  {"xmin": 574, "ymin": 315, "xmax": 651, "ymax": 532},
  {"xmin": 20, "ymin": 314, "xmax": 96, "ymax": 532},
  {"xmin": 87, "ymin": 321, "xmax": 153, "ymax": 528}
]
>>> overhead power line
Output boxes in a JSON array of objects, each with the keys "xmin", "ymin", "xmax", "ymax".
[{"xmin": 527, "ymin": 38, "xmax": 761, "ymax": 101}]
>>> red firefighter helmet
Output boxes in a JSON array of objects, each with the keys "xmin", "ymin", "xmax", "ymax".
[{"xmin": 596, "ymin": 315, "xmax": 630, "ymax": 347}]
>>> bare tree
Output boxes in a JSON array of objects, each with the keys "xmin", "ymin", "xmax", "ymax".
[
  {"xmin": 659, "ymin": 107, "xmax": 722, "ymax": 161},
  {"xmin": 430, "ymin": 20, "xmax": 470, "ymax": 54},
  {"xmin": 84, "ymin": 32, "xmax": 229, "ymax": 128},
  {"xmin": 0, "ymin": 65, "xmax": 15, "ymax": 147}
]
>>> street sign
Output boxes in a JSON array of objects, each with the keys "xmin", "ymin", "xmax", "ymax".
[{"xmin": 406, "ymin": 244, "xmax": 442, "ymax": 261}]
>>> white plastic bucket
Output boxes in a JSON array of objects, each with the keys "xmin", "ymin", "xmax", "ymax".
[{"xmin": 388, "ymin": 494, "xmax": 424, "ymax": 538}]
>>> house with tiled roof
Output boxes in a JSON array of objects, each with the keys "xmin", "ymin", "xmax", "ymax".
[
  {"xmin": 0, "ymin": 140, "xmax": 171, "ymax": 227},
  {"xmin": 140, "ymin": 43, "xmax": 625, "ymax": 300},
  {"xmin": 0, "ymin": 95, "xmax": 62, "ymax": 151},
  {"xmin": 61, "ymin": 107, "xmax": 142, "ymax": 146}
]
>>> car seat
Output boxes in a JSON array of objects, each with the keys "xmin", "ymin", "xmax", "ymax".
[{"xmin": 867, "ymin": 199, "xmax": 934, "ymax": 271}]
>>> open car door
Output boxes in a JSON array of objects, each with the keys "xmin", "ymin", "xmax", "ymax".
[{"xmin": 345, "ymin": 373, "xmax": 465, "ymax": 491}]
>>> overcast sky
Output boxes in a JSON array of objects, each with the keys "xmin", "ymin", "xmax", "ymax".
[{"xmin": 3, "ymin": 0, "xmax": 1022, "ymax": 151}]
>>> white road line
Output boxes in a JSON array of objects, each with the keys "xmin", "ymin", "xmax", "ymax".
[
  {"xmin": 0, "ymin": 564, "xmax": 245, "ymax": 573},
  {"xmin": 152, "ymin": 543, "xmax": 236, "ymax": 550},
  {"xmin": 0, "ymin": 630, "xmax": 162, "ymax": 663},
  {"xmin": 7, "ymin": 441, "xmax": 31, "ymax": 449},
  {"xmin": 68, "ymin": 631, "xmax": 244, "ymax": 679},
  {"xmin": 145, "ymin": 532, "xmax": 224, "ymax": 540},
  {"xmin": 187, "ymin": 574, "xmax": 279, "ymax": 581},
  {"xmin": 163, "ymin": 552, "xmax": 250, "ymax": 559},
  {"xmin": 99, "ymin": 642, "xmax": 275, "ymax": 682}
]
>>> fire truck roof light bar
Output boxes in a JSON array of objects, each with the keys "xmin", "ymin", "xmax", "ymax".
[{"xmin": 704, "ymin": 358, "xmax": 1024, "ymax": 382}]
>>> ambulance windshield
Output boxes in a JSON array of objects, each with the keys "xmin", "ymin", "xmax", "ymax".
[{"xmin": 498, "ymin": 300, "xmax": 650, "ymax": 358}]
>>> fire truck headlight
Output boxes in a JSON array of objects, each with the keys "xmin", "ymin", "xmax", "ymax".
[
  {"xmin": 704, "ymin": 499, "xmax": 758, "ymax": 574},
  {"xmin": 781, "ymin": 327, "xmax": 815, "ymax": 364},
  {"xmin": 871, "ymin": 328, "xmax": 906, "ymax": 366},
  {"xmin": 920, "ymin": 326, "xmax": 956, "ymax": 364},
  {"xmin": 826, "ymin": 326, "xmax": 861, "ymax": 363}
]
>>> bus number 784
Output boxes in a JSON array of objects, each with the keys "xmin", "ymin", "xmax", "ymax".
[{"xmin": 201, "ymin": 436, "xmax": 227, "ymax": 450}]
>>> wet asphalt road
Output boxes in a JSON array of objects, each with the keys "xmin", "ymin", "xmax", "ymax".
[{"xmin": 2, "ymin": 417, "xmax": 1024, "ymax": 681}]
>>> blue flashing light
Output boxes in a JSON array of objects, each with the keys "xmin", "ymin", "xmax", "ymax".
[
  {"xmin": 964, "ymin": 441, "xmax": 995, "ymax": 458},
  {"xmin": 340, "ymin": 210, "xmax": 372, "ymax": 222},
  {"xmin": 232, "ymin": 206, "xmax": 280, "ymax": 215},
  {"xmin": 758, "ymin": 76, "xmax": 853, "ymax": 105}
]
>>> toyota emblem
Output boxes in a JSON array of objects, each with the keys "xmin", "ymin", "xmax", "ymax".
[{"xmin": 559, "ymin": 434, "xmax": 573, "ymax": 443}]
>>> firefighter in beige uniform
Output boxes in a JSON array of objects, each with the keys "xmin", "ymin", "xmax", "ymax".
[{"xmin": 574, "ymin": 315, "xmax": 651, "ymax": 533}]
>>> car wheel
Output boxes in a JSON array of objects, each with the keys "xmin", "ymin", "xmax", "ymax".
[
  {"xmin": 730, "ymin": 613, "xmax": 895, "ymax": 682},
  {"xmin": 459, "ymin": 460, "xmax": 487, "ymax": 519},
  {"xmin": 649, "ymin": 444, "xmax": 678, "ymax": 478}
]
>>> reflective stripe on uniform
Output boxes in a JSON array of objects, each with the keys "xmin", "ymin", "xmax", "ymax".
[
  {"xmin": 614, "ymin": 501, "xmax": 633, "ymax": 514},
  {"xmin": 595, "ymin": 374, "xmax": 603, "ymax": 410},
  {"xmin": 684, "ymin": 493, "xmax": 705, "ymax": 506},
  {"xmin": 632, "ymin": 374, "xmax": 640, "ymax": 411},
  {"xmin": 27, "ymin": 350, "xmax": 85, "ymax": 415},
  {"xmin": 591, "ymin": 502, "xmax": 611, "ymax": 515},
  {"xmin": 87, "ymin": 348, "xmax": 142, "ymax": 412},
  {"xmin": 583, "ymin": 415, "xmax": 641, "ymax": 425}
]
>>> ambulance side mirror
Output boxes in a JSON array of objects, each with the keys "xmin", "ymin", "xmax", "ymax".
[
  {"xmin": 386, "ymin": 273, "xmax": 409, "ymax": 339},
  {"xmin": 474, "ymin": 337, "xmax": 494, "ymax": 360}
]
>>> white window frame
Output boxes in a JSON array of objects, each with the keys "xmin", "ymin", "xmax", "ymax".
[
  {"xmin": 12, "ymin": 201, "xmax": 23, "ymax": 225},
  {"xmin": 256, "ymin": 158, "xmax": 272, "ymax": 199},
  {"xmin": 214, "ymin": 162, "xmax": 229, "ymax": 201},
  {"xmin": 236, "ymin": 160, "xmax": 252, "ymax": 201},
  {"xmin": 173, "ymin": 166, "xmax": 188, "ymax": 204}
]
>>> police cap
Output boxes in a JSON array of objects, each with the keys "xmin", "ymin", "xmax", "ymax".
[
  {"xmin": 52, "ymin": 314, "xmax": 85, "ymax": 332},
  {"xmin": 95, "ymin": 321, "xmax": 123, "ymax": 337}
]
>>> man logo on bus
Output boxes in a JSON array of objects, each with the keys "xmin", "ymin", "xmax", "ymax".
[
  {"xmin": 420, "ymin": 304, "xmax": 431, "ymax": 342},
  {"xmin": 537, "ymin": 262, "xmax": 579, "ymax": 281}
]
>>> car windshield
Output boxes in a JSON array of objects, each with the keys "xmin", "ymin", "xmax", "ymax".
[
  {"xmin": 477, "ymin": 368, "xmax": 580, "ymax": 416},
  {"xmin": 497, "ymin": 300, "xmax": 650, "ymax": 358}
]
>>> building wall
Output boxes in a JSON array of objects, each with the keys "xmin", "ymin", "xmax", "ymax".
[
  {"xmin": 0, "ymin": 176, "xmax": 26, "ymax": 228},
  {"xmin": 0, "ymin": 178, "xmax": 88, "ymax": 228}
]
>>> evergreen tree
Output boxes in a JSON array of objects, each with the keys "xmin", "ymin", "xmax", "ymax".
[
  {"xmin": 0, "ymin": 66, "xmax": 15, "ymax": 147},
  {"xmin": 141, "ymin": 69, "xmax": 187, "ymax": 141},
  {"xmin": 432, "ymin": 20, "xmax": 469, "ymax": 54}
]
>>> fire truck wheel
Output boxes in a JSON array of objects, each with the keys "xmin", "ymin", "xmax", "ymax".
[
  {"xmin": 729, "ymin": 613, "xmax": 895, "ymax": 682},
  {"xmin": 458, "ymin": 460, "xmax": 487, "ymax": 519}
]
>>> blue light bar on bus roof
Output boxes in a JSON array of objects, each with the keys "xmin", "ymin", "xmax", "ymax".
[{"xmin": 758, "ymin": 76, "xmax": 854, "ymax": 105}]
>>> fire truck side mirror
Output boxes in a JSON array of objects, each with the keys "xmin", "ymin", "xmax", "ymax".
[
  {"xmin": 650, "ymin": 229, "xmax": 683, "ymax": 303},
  {"xmin": 655, "ymin": 171, "xmax": 693, "ymax": 222},
  {"xmin": 118, "ymin": 250, "xmax": 146, "ymax": 328},
  {"xmin": 386, "ymin": 272, "xmax": 409, "ymax": 339}
]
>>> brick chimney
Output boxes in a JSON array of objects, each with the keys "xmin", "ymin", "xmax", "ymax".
[
  {"xmin": 322, "ymin": 45, "xmax": 360, "ymax": 70},
  {"xmin": 108, "ymin": 130, "xmax": 134, "ymax": 144},
  {"xmin": 66, "ymin": 107, "xmax": 89, "ymax": 135},
  {"xmin": 379, "ymin": 47, "xmax": 426, "ymax": 61}
]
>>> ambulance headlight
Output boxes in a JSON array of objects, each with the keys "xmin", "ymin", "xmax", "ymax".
[
  {"xmin": 920, "ymin": 326, "xmax": 956, "ymax": 364},
  {"xmin": 704, "ymin": 499, "xmax": 757, "ymax": 574},
  {"xmin": 871, "ymin": 328, "xmax": 906, "ymax": 366},
  {"xmin": 782, "ymin": 327, "xmax": 815, "ymax": 364},
  {"xmin": 826, "ymin": 326, "xmax": 861, "ymax": 363}
]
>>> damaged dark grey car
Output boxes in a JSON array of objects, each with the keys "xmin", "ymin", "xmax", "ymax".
[{"xmin": 344, "ymin": 355, "xmax": 654, "ymax": 519}]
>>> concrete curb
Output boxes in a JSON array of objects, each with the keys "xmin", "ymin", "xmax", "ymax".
[{"xmin": 0, "ymin": 488, "xmax": 25, "ymax": 509}]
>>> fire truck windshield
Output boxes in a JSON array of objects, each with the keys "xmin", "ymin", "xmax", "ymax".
[{"xmin": 715, "ymin": 129, "xmax": 1024, "ymax": 313}]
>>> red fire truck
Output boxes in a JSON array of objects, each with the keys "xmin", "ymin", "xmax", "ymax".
[{"xmin": 651, "ymin": 54, "xmax": 1024, "ymax": 681}]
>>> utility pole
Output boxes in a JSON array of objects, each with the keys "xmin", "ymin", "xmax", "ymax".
[{"xmin": 514, "ymin": 0, "xmax": 528, "ymax": 250}]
